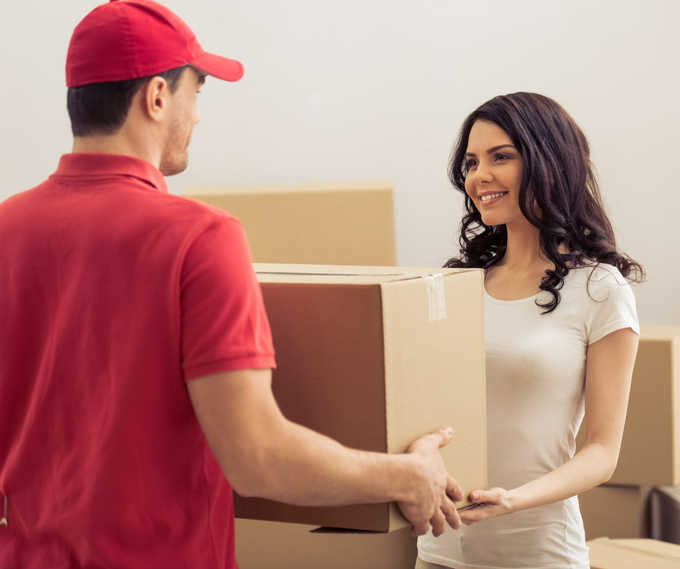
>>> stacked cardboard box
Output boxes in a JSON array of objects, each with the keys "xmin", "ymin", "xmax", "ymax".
[
  {"xmin": 587, "ymin": 538, "xmax": 680, "ymax": 569},
  {"xmin": 232, "ymin": 264, "xmax": 487, "ymax": 567},
  {"xmin": 579, "ymin": 485, "xmax": 652, "ymax": 540},
  {"xmin": 236, "ymin": 264, "xmax": 487, "ymax": 531},
  {"xmin": 183, "ymin": 180, "xmax": 396, "ymax": 266},
  {"xmin": 607, "ymin": 326, "xmax": 680, "ymax": 487},
  {"xmin": 235, "ymin": 521, "xmax": 418, "ymax": 569},
  {"xmin": 578, "ymin": 326, "xmax": 680, "ymax": 544},
  {"xmin": 652, "ymin": 487, "xmax": 680, "ymax": 546}
]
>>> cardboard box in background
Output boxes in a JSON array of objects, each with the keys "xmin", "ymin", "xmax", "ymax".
[
  {"xmin": 235, "ymin": 520, "xmax": 417, "ymax": 569},
  {"xmin": 579, "ymin": 484, "xmax": 652, "ymax": 540},
  {"xmin": 183, "ymin": 181, "xmax": 396, "ymax": 266},
  {"xmin": 576, "ymin": 326, "xmax": 680, "ymax": 486},
  {"xmin": 652, "ymin": 487, "xmax": 680, "ymax": 546},
  {"xmin": 235, "ymin": 264, "xmax": 488, "ymax": 532},
  {"xmin": 587, "ymin": 538, "xmax": 680, "ymax": 569}
]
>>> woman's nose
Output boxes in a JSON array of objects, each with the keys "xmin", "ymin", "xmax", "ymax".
[{"xmin": 471, "ymin": 161, "xmax": 493, "ymax": 184}]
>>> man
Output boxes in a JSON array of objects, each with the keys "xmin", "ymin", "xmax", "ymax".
[{"xmin": 0, "ymin": 1, "xmax": 463, "ymax": 566}]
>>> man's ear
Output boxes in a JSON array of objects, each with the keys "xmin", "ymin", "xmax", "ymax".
[{"xmin": 141, "ymin": 77, "xmax": 169, "ymax": 123}]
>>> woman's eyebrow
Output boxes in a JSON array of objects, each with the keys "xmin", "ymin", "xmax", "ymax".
[
  {"xmin": 486, "ymin": 144, "xmax": 516, "ymax": 154},
  {"xmin": 465, "ymin": 144, "xmax": 517, "ymax": 157}
]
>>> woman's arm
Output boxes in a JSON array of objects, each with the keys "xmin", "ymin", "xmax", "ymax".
[{"xmin": 460, "ymin": 327, "xmax": 639, "ymax": 524}]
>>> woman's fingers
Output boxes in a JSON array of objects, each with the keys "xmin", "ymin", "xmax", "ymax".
[
  {"xmin": 470, "ymin": 488, "xmax": 502, "ymax": 504},
  {"xmin": 460, "ymin": 505, "xmax": 486, "ymax": 525}
]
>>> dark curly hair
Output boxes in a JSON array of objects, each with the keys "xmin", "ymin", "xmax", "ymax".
[{"xmin": 444, "ymin": 92, "xmax": 643, "ymax": 313}]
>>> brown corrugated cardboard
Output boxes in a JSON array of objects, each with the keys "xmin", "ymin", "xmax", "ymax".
[
  {"xmin": 576, "ymin": 326, "xmax": 680, "ymax": 486},
  {"xmin": 651, "ymin": 487, "xmax": 680, "ymax": 545},
  {"xmin": 588, "ymin": 538, "xmax": 680, "ymax": 569},
  {"xmin": 235, "ymin": 520, "xmax": 417, "ymax": 569},
  {"xmin": 183, "ymin": 181, "xmax": 396, "ymax": 266},
  {"xmin": 234, "ymin": 264, "xmax": 487, "ymax": 532},
  {"xmin": 579, "ymin": 484, "xmax": 652, "ymax": 540}
]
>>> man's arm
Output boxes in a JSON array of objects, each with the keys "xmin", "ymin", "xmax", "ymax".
[{"xmin": 187, "ymin": 368, "xmax": 463, "ymax": 537}]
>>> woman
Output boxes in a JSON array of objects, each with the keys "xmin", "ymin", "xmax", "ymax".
[{"xmin": 417, "ymin": 92, "xmax": 643, "ymax": 569}]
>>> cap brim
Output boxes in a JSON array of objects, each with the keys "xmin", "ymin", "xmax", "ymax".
[{"xmin": 191, "ymin": 52, "xmax": 244, "ymax": 82}]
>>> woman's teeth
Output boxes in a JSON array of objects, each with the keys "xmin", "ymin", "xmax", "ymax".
[{"xmin": 480, "ymin": 192, "xmax": 507, "ymax": 202}]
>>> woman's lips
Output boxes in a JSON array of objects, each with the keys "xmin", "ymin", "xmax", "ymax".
[{"xmin": 478, "ymin": 192, "xmax": 508, "ymax": 206}]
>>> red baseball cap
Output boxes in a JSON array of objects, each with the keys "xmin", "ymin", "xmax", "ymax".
[{"xmin": 66, "ymin": 0, "xmax": 244, "ymax": 87}]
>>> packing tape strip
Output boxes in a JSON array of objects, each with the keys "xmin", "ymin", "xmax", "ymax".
[
  {"xmin": 396, "ymin": 273, "xmax": 447, "ymax": 321},
  {"xmin": 424, "ymin": 274, "xmax": 447, "ymax": 322}
]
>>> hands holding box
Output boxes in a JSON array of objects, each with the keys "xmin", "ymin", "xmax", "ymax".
[
  {"xmin": 188, "ymin": 367, "xmax": 465, "ymax": 538},
  {"xmin": 398, "ymin": 427, "xmax": 464, "ymax": 536}
]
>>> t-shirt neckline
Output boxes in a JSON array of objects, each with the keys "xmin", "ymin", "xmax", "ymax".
[{"xmin": 483, "ymin": 285, "xmax": 543, "ymax": 305}]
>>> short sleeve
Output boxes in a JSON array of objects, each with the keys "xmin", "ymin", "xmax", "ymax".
[
  {"xmin": 180, "ymin": 216, "xmax": 276, "ymax": 381},
  {"xmin": 584, "ymin": 266, "xmax": 640, "ymax": 345}
]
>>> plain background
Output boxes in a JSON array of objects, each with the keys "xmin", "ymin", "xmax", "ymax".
[{"xmin": 1, "ymin": 0, "xmax": 677, "ymax": 325}]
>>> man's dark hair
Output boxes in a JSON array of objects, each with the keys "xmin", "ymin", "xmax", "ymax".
[{"xmin": 67, "ymin": 65, "xmax": 188, "ymax": 137}]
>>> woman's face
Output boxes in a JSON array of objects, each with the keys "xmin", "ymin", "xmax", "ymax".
[{"xmin": 464, "ymin": 120, "xmax": 526, "ymax": 228}]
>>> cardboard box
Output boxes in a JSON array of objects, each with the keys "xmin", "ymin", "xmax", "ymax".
[
  {"xmin": 587, "ymin": 538, "xmax": 680, "ymax": 568},
  {"xmin": 576, "ymin": 326, "xmax": 680, "ymax": 486},
  {"xmin": 651, "ymin": 487, "xmax": 680, "ymax": 545},
  {"xmin": 235, "ymin": 264, "xmax": 487, "ymax": 532},
  {"xmin": 235, "ymin": 520, "xmax": 417, "ymax": 569},
  {"xmin": 183, "ymin": 181, "xmax": 395, "ymax": 266},
  {"xmin": 579, "ymin": 484, "xmax": 652, "ymax": 540}
]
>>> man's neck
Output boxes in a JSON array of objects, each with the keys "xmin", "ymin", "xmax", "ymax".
[{"xmin": 72, "ymin": 131, "xmax": 161, "ymax": 169}]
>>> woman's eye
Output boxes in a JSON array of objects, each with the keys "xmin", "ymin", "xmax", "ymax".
[
  {"xmin": 465, "ymin": 159, "xmax": 478, "ymax": 170},
  {"xmin": 494, "ymin": 153, "xmax": 509, "ymax": 162}
]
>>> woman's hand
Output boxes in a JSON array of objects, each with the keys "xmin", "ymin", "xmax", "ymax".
[{"xmin": 459, "ymin": 487, "xmax": 515, "ymax": 525}]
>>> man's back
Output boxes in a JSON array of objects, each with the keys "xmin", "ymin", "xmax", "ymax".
[{"xmin": 0, "ymin": 153, "xmax": 274, "ymax": 568}]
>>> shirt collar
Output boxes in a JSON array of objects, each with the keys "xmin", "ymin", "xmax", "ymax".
[{"xmin": 52, "ymin": 153, "xmax": 168, "ymax": 193}]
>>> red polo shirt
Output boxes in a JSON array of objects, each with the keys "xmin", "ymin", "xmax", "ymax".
[{"xmin": 0, "ymin": 154, "xmax": 275, "ymax": 568}]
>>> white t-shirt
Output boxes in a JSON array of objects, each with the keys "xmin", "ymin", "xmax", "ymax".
[{"xmin": 418, "ymin": 264, "xmax": 639, "ymax": 569}]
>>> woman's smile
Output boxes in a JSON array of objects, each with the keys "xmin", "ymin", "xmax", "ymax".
[{"xmin": 478, "ymin": 191, "xmax": 508, "ymax": 205}]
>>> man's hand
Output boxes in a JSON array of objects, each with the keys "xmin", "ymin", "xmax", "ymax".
[
  {"xmin": 189, "ymin": 371, "xmax": 465, "ymax": 527},
  {"xmin": 459, "ymin": 487, "xmax": 514, "ymax": 525},
  {"xmin": 397, "ymin": 428, "xmax": 464, "ymax": 537}
]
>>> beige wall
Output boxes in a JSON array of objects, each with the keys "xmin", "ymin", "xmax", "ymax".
[{"xmin": 1, "ymin": 0, "xmax": 677, "ymax": 324}]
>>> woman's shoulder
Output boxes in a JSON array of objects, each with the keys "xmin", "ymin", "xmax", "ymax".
[
  {"xmin": 579, "ymin": 262, "xmax": 628, "ymax": 283},
  {"xmin": 567, "ymin": 262, "xmax": 627, "ymax": 284},
  {"xmin": 565, "ymin": 263, "xmax": 634, "ymax": 303},
  {"xmin": 567, "ymin": 264, "xmax": 640, "ymax": 342}
]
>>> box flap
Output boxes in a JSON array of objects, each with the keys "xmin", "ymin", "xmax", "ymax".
[
  {"xmin": 588, "ymin": 538, "xmax": 680, "ymax": 568},
  {"xmin": 255, "ymin": 263, "xmax": 468, "ymax": 286},
  {"xmin": 309, "ymin": 526, "xmax": 381, "ymax": 535}
]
